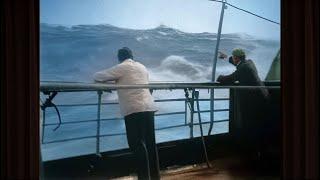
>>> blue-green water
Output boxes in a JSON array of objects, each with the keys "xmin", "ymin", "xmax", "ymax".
[{"xmin": 41, "ymin": 89, "xmax": 229, "ymax": 161}]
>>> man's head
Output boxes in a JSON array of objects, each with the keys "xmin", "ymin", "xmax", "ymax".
[
  {"xmin": 117, "ymin": 47, "xmax": 133, "ymax": 62},
  {"xmin": 231, "ymin": 48, "xmax": 246, "ymax": 65}
]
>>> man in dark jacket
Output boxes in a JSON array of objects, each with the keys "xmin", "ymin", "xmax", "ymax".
[{"xmin": 217, "ymin": 48, "xmax": 269, "ymax": 155}]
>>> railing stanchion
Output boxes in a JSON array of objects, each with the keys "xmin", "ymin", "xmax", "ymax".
[
  {"xmin": 42, "ymin": 109, "xmax": 46, "ymax": 144},
  {"xmin": 96, "ymin": 90, "xmax": 103, "ymax": 156},
  {"xmin": 184, "ymin": 99, "xmax": 187, "ymax": 125},
  {"xmin": 208, "ymin": 89, "xmax": 215, "ymax": 135},
  {"xmin": 189, "ymin": 89, "xmax": 195, "ymax": 138},
  {"xmin": 195, "ymin": 90, "xmax": 210, "ymax": 168}
]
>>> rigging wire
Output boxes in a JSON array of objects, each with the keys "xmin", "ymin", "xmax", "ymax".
[{"xmin": 209, "ymin": 0, "xmax": 280, "ymax": 25}]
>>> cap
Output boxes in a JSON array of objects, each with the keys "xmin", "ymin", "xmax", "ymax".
[{"xmin": 232, "ymin": 48, "xmax": 245, "ymax": 58}]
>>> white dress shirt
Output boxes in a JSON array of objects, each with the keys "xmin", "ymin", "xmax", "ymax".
[{"xmin": 93, "ymin": 59, "xmax": 157, "ymax": 117}]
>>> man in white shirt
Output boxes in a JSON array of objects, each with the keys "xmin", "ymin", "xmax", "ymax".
[{"xmin": 94, "ymin": 47, "xmax": 160, "ymax": 180}]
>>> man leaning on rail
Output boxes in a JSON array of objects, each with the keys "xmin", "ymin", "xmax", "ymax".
[
  {"xmin": 93, "ymin": 47, "xmax": 160, "ymax": 180},
  {"xmin": 217, "ymin": 48, "xmax": 270, "ymax": 160}
]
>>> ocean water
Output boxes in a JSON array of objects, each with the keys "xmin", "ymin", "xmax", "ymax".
[
  {"xmin": 41, "ymin": 89, "xmax": 230, "ymax": 161},
  {"xmin": 40, "ymin": 24, "xmax": 279, "ymax": 161}
]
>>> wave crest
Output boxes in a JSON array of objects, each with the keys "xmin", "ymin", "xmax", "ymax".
[{"xmin": 150, "ymin": 55, "xmax": 211, "ymax": 82}]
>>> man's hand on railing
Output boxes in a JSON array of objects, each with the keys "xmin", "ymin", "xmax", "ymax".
[
  {"xmin": 94, "ymin": 80, "xmax": 117, "ymax": 83},
  {"xmin": 94, "ymin": 81, "xmax": 113, "ymax": 93},
  {"xmin": 218, "ymin": 51, "xmax": 228, "ymax": 59}
]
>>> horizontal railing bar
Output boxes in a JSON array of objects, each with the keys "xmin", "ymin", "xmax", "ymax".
[
  {"xmin": 42, "ymin": 120, "xmax": 229, "ymax": 144},
  {"xmin": 194, "ymin": 109, "xmax": 229, "ymax": 113},
  {"xmin": 43, "ymin": 135, "xmax": 98, "ymax": 144},
  {"xmin": 43, "ymin": 109, "xmax": 230, "ymax": 126},
  {"xmin": 196, "ymin": 119, "xmax": 229, "ymax": 123},
  {"xmin": 156, "ymin": 109, "xmax": 229, "ymax": 117},
  {"xmin": 44, "ymin": 118, "xmax": 123, "ymax": 126},
  {"xmin": 198, "ymin": 98, "xmax": 230, "ymax": 101},
  {"xmin": 154, "ymin": 98, "xmax": 229, "ymax": 102},
  {"xmin": 100, "ymin": 133, "xmax": 126, "ymax": 137},
  {"xmin": 156, "ymin": 111, "xmax": 186, "ymax": 116},
  {"xmin": 56, "ymin": 102, "xmax": 119, "ymax": 107},
  {"xmin": 44, "ymin": 120, "xmax": 96, "ymax": 126},
  {"xmin": 40, "ymin": 82, "xmax": 280, "ymax": 92},
  {"xmin": 156, "ymin": 98, "xmax": 187, "ymax": 102},
  {"xmin": 53, "ymin": 98, "xmax": 230, "ymax": 107},
  {"xmin": 155, "ymin": 124, "xmax": 190, "ymax": 131},
  {"xmin": 156, "ymin": 119, "xmax": 229, "ymax": 131}
]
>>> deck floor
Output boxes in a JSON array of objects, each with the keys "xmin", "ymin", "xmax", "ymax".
[{"xmin": 111, "ymin": 155, "xmax": 280, "ymax": 180}]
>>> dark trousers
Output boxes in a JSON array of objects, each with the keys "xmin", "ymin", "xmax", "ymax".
[{"xmin": 124, "ymin": 111, "xmax": 160, "ymax": 180}]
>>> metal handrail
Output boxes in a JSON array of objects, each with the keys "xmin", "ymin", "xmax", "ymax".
[
  {"xmin": 40, "ymin": 82, "xmax": 280, "ymax": 155},
  {"xmin": 54, "ymin": 98, "xmax": 229, "ymax": 107},
  {"xmin": 43, "ymin": 109, "xmax": 229, "ymax": 127},
  {"xmin": 42, "ymin": 120, "xmax": 230, "ymax": 144},
  {"xmin": 40, "ymin": 82, "xmax": 280, "ymax": 92}
]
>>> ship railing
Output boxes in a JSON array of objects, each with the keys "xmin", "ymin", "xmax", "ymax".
[{"xmin": 40, "ymin": 82, "xmax": 280, "ymax": 156}]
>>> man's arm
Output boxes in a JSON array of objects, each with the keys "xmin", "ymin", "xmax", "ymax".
[
  {"xmin": 217, "ymin": 68, "xmax": 241, "ymax": 85},
  {"xmin": 93, "ymin": 65, "xmax": 122, "ymax": 82}
]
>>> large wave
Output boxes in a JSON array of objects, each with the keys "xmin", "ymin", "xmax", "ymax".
[{"xmin": 149, "ymin": 55, "xmax": 212, "ymax": 82}]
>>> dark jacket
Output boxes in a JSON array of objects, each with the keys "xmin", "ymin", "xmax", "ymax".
[
  {"xmin": 217, "ymin": 59, "xmax": 269, "ymax": 99},
  {"xmin": 217, "ymin": 59, "xmax": 270, "ymax": 135}
]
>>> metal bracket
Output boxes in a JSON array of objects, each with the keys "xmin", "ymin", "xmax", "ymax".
[{"xmin": 41, "ymin": 91, "xmax": 62, "ymax": 131}]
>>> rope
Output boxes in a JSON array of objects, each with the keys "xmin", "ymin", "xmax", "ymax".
[{"xmin": 209, "ymin": 0, "xmax": 280, "ymax": 25}]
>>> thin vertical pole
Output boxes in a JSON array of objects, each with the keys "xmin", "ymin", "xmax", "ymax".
[
  {"xmin": 41, "ymin": 109, "xmax": 46, "ymax": 144},
  {"xmin": 209, "ymin": 0, "xmax": 226, "ymax": 135},
  {"xmin": 195, "ymin": 91, "xmax": 210, "ymax": 168},
  {"xmin": 190, "ymin": 90, "xmax": 195, "ymax": 138},
  {"xmin": 185, "ymin": 99, "xmax": 187, "ymax": 125},
  {"xmin": 96, "ymin": 91, "xmax": 103, "ymax": 155}
]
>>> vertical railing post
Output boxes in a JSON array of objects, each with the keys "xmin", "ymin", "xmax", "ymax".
[
  {"xmin": 189, "ymin": 89, "xmax": 195, "ymax": 138},
  {"xmin": 41, "ymin": 109, "xmax": 46, "ymax": 144},
  {"xmin": 96, "ymin": 90, "xmax": 103, "ymax": 156},
  {"xmin": 185, "ymin": 99, "xmax": 187, "ymax": 125},
  {"xmin": 194, "ymin": 90, "xmax": 210, "ymax": 168},
  {"xmin": 209, "ymin": 0, "xmax": 227, "ymax": 135}
]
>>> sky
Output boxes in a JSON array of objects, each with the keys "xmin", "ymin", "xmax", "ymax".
[{"xmin": 40, "ymin": 0, "xmax": 280, "ymax": 39}]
